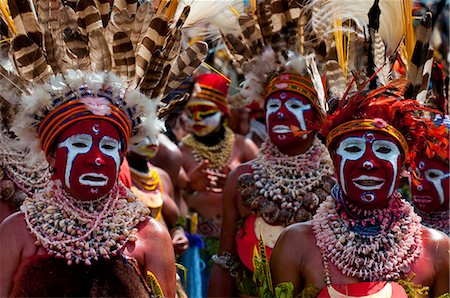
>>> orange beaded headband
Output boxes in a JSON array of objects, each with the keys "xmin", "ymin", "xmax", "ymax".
[
  {"xmin": 195, "ymin": 84, "xmax": 229, "ymax": 114},
  {"xmin": 326, "ymin": 119, "xmax": 409, "ymax": 157},
  {"xmin": 38, "ymin": 99, "xmax": 132, "ymax": 156},
  {"xmin": 264, "ymin": 73, "xmax": 322, "ymax": 116}
]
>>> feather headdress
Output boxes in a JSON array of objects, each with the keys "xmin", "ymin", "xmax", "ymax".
[
  {"xmin": 0, "ymin": 0, "xmax": 209, "ymax": 159},
  {"xmin": 212, "ymin": 0, "xmax": 326, "ymax": 115}
]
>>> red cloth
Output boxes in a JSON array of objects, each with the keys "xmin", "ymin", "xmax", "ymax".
[
  {"xmin": 317, "ymin": 281, "xmax": 408, "ymax": 297},
  {"xmin": 236, "ymin": 214, "xmax": 273, "ymax": 272}
]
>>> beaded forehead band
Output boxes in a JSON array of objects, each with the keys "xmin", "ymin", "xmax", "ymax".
[
  {"xmin": 327, "ymin": 119, "xmax": 409, "ymax": 157},
  {"xmin": 264, "ymin": 73, "xmax": 322, "ymax": 117}
]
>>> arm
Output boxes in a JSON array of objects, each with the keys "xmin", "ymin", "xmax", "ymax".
[
  {"xmin": 428, "ymin": 228, "xmax": 450, "ymax": 297},
  {"xmin": 270, "ymin": 224, "xmax": 306, "ymax": 296},
  {"xmin": 0, "ymin": 213, "xmax": 32, "ymax": 297},
  {"xmin": 208, "ymin": 165, "xmax": 250, "ymax": 297},
  {"xmin": 142, "ymin": 219, "xmax": 177, "ymax": 298},
  {"xmin": 239, "ymin": 135, "xmax": 259, "ymax": 162}
]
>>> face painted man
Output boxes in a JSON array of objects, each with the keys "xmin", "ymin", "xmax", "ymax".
[
  {"xmin": 410, "ymin": 154, "xmax": 449, "ymax": 213},
  {"xmin": 186, "ymin": 98, "xmax": 223, "ymax": 137},
  {"xmin": 54, "ymin": 119, "xmax": 123, "ymax": 201},
  {"xmin": 265, "ymin": 90, "xmax": 317, "ymax": 148},
  {"xmin": 332, "ymin": 131, "xmax": 405, "ymax": 209}
]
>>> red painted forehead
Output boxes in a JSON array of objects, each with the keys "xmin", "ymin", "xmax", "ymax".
[{"xmin": 331, "ymin": 130, "xmax": 403, "ymax": 153}]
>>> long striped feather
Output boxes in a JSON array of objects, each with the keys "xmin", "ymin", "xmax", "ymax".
[
  {"xmin": 404, "ymin": 11, "xmax": 432, "ymax": 100},
  {"xmin": 238, "ymin": 15, "xmax": 263, "ymax": 57},
  {"xmin": 88, "ymin": 28, "xmax": 112, "ymax": 72},
  {"xmin": 111, "ymin": 31, "xmax": 135, "ymax": 82},
  {"xmin": 11, "ymin": 34, "xmax": 51, "ymax": 82},
  {"xmin": 8, "ymin": 0, "xmax": 42, "ymax": 46},
  {"xmin": 76, "ymin": 0, "xmax": 103, "ymax": 36},
  {"xmin": 165, "ymin": 41, "xmax": 208, "ymax": 94},
  {"xmin": 94, "ymin": 0, "xmax": 110, "ymax": 27},
  {"xmin": 44, "ymin": 30, "xmax": 66, "ymax": 74},
  {"xmin": 130, "ymin": 2, "xmax": 155, "ymax": 48}
]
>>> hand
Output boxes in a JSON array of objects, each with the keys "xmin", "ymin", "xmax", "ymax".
[
  {"xmin": 171, "ymin": 228, "xmax": 189, "ymax": 256},
  {"xmin": 205, "ymin": 166, "xmax": 231, "ymax": 193},
  {"xmin": 188, "ymin": 160, "xmax": 210, "ymax": 192}
]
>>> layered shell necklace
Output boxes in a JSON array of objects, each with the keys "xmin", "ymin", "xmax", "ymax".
[
  {"xmin": 238, "ymin": 137, "xmax": 336, "ymax": 226},
  {"xmin": 182, "ymin": 126, "xmax": 235, "ymax": 171},
  {"xmin": 22, "ymin": 179, "xmax": 151, "ymax": 265},
  {"xmin": 313, "ymin": 186, "xmax": 423, "ymax": 283}
]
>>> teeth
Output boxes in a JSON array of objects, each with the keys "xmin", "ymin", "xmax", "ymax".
[
  {"xmin": 272, "ymin": 125, "xmax": 291, "ymax": 133},
  {"xmin": 412, "ymin": 196, "xmax": 432, "ymax": 203},
  {"xmin": 352, "ymin": 175, "xmax": 384, "ymax": 190},
  {"xmin": 79, "ymin": 173, "xmax": 108, "ymax": 186}
]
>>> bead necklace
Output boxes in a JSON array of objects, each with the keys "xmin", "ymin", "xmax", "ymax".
[
  {"xmin": 130, "ymin": 166, "xmax": 161, "ymax": 192},
  {"xmin": 182, "ymin": 126, "xmax": 235, "ymax": 171},
  {"xmin": 238, "ymin": 138, "xmax": 336, "ymax": 226},
  {"xmin": 22, "ymin": 179, "xmax": 151, "ymax": 265},
  {"xmin": 313, "ymin": 186, "xmax": 422, "ymax": 283},
  {"xmin": 416, "ymin": 209, "xmax": 449, "ymax": 236}
]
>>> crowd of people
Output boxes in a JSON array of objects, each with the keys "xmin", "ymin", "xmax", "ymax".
[{"xmin": 0, "ymin": 0, "xmax": 448, "ymax": 297}]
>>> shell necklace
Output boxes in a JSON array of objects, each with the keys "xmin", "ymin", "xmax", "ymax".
[
  {"xmin": 313, "ymin": 186, "xmax": 422, "ymax": 283},
  {"xmin": 182, "ymin": 126, "xmax": 235, "ymax": 171},
  {"xmin": 238, "ymin": 138, "xmax": 336, "ymax": 226},
  {"xmin": 22, "ymin": 179, "xmax": 151, "ymax": 265}
]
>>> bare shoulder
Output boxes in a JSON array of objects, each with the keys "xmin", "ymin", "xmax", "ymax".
[
  {"xmin": 228, "ymin": 161, "xmax": 254, "ymax": 179},
  {"xmin": 421, "ymin": 226, "xmax": 450, "ymax": 250},
  {"xmin": 138, "ymin": 218, "xmax": 172, "ymax": 242},
  {"xmin": 279, "ymin": 221, "xmax": 316, "ymax": 247},
  {"xmin": 0, "ymin": 212, "xmax": 30, "ymax": 242}
]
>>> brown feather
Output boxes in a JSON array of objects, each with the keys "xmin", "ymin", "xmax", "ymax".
[
  {"xmin": 88, "ymin": 28, "xmax": 112, "ymax": 71},
  {"xmin": 150, "ymin": 63, "xmax": 171, "ymax": 99},
  {"xmin": 76, "ymin": 0, "xmax": 103, "ymax": 36},
  {"xmin": 34, "ymin": 0, "xmax": 63, "ymax": 30},
  {"xmin": 11, "ymin": 34, "xmax": 51, "ymax": 83},
  {"xmin": 256, "ymin": 0, "xmax": 273, "ymax": 46},
  {"xmin": 63, "ymin": 27, "xmax": 90, "ymax": 70},
  {"xmin": 175, "ymin": 5, "xmax": 190, "ymax": 28},
  {"xmin": 94, "ymin": 0, "xmax": 111, "ymax": 26},
  {"xmin": 44, "ymin": 30, "xmax": 66, "ymax": 74},
  {"xmin": 130, "ymin": 2, "xmax": 155, "ymax": 48},
  {"xmin": 139, "ymin": 50, "xmax": 166, "ymax": 95},
  {"xmin": 0, "ymin": 64, "xmax": 28, "ymax": 103},
  {"xmin": 8, "ymin": 0, "xmax": 42, "ymax": 46},
  {"xmin": 132, "ymin": 16, "xmax": 169, "ymax": 89},
  {"xmin": 165, "ymin": 41, "xmax": 208, "ymax": 94},
  {"xmin": 111, "ymin": 31, "xmax": 135, "ymax": 82},
  {"xmin": 238, "ymin": 15, "xmax": 264, "ymax": 57},
  {"xmin": 113, "ymin": 0, "xmax": 137, "ymax": 16}
]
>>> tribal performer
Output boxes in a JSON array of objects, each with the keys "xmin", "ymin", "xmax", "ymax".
[
  {"xmin": 179, "ymin": 72, "xmax": 258, "ymax": 295},
  {"xmin": 270, "ymin": 1, "xmax": 450, "ymax": 297},
  {"xmin": 208, "ymin": 2, "xmax": 336, "ymax": 296},
  {"xmin": 0, "ymin": 0, "xmax": 208, "ymax": 296},
  {"xmin": 409, "ymin": 62, "xmax": 450, "ymax": 236}
]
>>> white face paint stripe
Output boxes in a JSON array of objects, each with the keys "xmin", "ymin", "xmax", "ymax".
[
  {"xmin": 58, "ymin": 134, "xmax": 92, "ymax": 189},
  {"xmin": 285, "ymin": 99, "xmax": 311, "ymax": 139},
  {"xmin": 336, "ymin": 137, "xmax": 366, "ymax": 195},
  {"xmin": 426, "ymin": 170, "xmax": 450, "ymax": 204},
  {"xmin": 372, "ymin": 140, "xmax": 401, "ymax": 197},
  {"xmin": 99, "ymin": 136, "xmax": 121, "ymax": 181}
]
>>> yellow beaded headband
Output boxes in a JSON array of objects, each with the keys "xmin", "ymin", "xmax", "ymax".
[
  {"xmin": 326, "ymin": 119, "xmax": 409, "ymax": 157},
  {"xmin": 264, "ymin": 73, "xmax": 322, "ymax": 117}
]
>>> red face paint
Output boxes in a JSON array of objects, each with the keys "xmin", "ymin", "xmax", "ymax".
[
  {"xmin": 411, "ymin": 154, "xmax": 449, "ymax": 213},
  {"xmin": 54, "ymin": 119, "xmax": 123, "ymax": 201},
  {"xmin": 265, "ymin": 91, "xmax": 317, "ymax": 148},
  {"xmin": 331, "ymin": 131, "xmax": 405, "ymax": 209}
]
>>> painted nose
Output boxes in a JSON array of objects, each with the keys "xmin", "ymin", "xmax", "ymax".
[
  {"xmin": 93, "ymin": 156, "xmax": 105, "ymax": 167},
  {"xmin": 363, "ymin": 160, "xmax": 374, "ymax": 170},
  {"xmin": 192, "ymin": 112, "xmax": 202, "ymax": 122},
  {"xmin": 277, "ymin": 111, "xmax": 285, "ymax": 120}
]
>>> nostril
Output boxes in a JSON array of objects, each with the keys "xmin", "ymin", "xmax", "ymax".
[{"xmin": 363, "ymin": 161, "xmax": 374, "ymax": 170}]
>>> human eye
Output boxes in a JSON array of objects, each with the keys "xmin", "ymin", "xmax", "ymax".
[
  {"xmin": 70, "ymin": 135, "xmax": 92, "ymax": 148},
  {"xmin": 372, "ymin": 140, "xmax": 401, "ymax": 161},
  {"xmin": 344, "ymin": 145, "xmax": 362, "ymax": 153},
  {"xmin": 287, "ymin": 99, "xmax": 304, "ymax": 109},
  {"xmin": 375, "ymin": 146, "xmax": 392, "ymax": 154},
  {"xmin": 100, "ymin": 137, "xmax": 119, "ymax": 151},
  {"xmin": 425, "ymin": 169, "xmax": 443, "ymax": 180},
  {"xmin": 267, "ymin": 99, "xmax": 280, "ymax": 109}
]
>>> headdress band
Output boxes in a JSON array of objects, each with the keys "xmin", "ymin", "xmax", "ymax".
[
  {"xmin": 264, "ymin": 73, "xmax": 322, "ymax": 116},
  {"xmin": 38, "ymin": 99, "xmax": 132, "ymax": 156},
  {"xmin": 327, "ymin": 119, "xmax": 409, "ymax": 157},
  {"xmin": 194, "ymin": 84, "xmax": 229, "ymax": 114}
]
